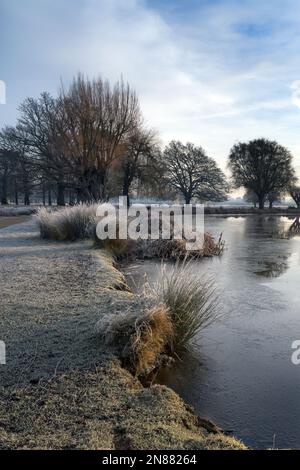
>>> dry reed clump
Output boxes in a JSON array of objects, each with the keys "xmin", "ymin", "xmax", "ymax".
[
  {"xmin": 154, "ymin": 261, "xmax": 220, "ymax": 351},
  {"xmin": 93, "ymin": 232, "xmax": 224, "ymax": 262},
  {"xmin": 96, "ymin": 305, "xmax": 174, "ymax": 376},
  {"xmin": 36, "ymin": 204, "xmax": 98, "ymax": 240},
  {"xmin": 140, "ymin": 233, "xmax": 224, "ymax": 260},
  {"xmin": 36, "ymin": 203, "xmax": 224, "ymax": 262},
  {"xmin": 202, "ymin": 232, "xmax": 225, "ymax": 256}
]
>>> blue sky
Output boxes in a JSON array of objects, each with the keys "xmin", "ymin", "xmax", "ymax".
[{"xmin": 1, "ymin": 0, "xmax": 300, "ymax": 174}]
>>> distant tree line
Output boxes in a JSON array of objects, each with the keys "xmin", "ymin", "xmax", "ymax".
[{"xmin": 0, "ymin": 74, "xmax": 299, "ymax": 208}]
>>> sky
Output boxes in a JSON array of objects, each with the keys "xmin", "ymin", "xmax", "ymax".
[{"xmin": 1, "ymin": 0, "xmax": 300, "ymax": 175}]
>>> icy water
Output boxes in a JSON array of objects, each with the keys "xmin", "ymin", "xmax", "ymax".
[{"xmin": 126, "ymin": 215, "xmax": 300, "ymax": 449}]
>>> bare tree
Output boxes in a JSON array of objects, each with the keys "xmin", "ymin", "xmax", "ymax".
[
  {"xmin": 58, "ymin": 74, "xmax": 142, "ymax": 201},
  {"xmin": 164, "ymin": 141, "xmax": 228, "ymax": 204},
  {"xmin": 290, "ymin": 186, "xmax": 300, "ymax": 208},
  {"xmin": 0, "ymin": 127, "xmax": 38, "ymax": 205},
  {"xmin": 16, "ymin": 92, "xmax": 70, "ymax": 205},
  {"xmin": 0, "ymin": 148, "xmax": 14, "ymax": 204},
  {"xmin": 228, "ymin": 138, "xmax": 295, "ymax": 209},
  {"xmin": 117, "ymin": 128, "xmax": 158, "ymax": 204}
]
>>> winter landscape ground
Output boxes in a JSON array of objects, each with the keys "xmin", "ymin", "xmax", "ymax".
[{"xmin": 0, "ymin": 216, "xmax": 245, "ymax": 450}]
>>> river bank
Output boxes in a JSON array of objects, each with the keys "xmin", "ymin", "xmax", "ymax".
[{"xmin": 0, "ymin": 219, "xmax": 245, "ymax": 450}]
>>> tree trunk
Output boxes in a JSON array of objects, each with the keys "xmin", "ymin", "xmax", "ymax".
[
  {"xmin": 69, "ymin": 190, "xmax": 75, "ymax": 206},
  {"xmin": 122, "ymin": 180, "xmax": 131, "ymax": 206},
  {"xmin": 269, "ymin": 201, "xmax": 273, "ymax": 209},
  {"xmin": 14, "ymin": 181, "xmax": 19, "ymax": 206},
  {"xmin": 42, "ymin": 182, "xmax": 46, "ymax": 206},
  {"xmin": 24, "ymin": 192, "xmax": 30, "ymax": 206},
  {"xmin": 57, "ymin": 183, "xmax": 65, "ymax": 206},
  {"xmin": 258, "ymin": 196, "xmax": 265, "ymax": 210},
  {"xmin": 48, "ymin": 189, "xmax": 52, "ymax": 206},
  {"xmin": 0, "ymin": 174, "xmax": 8, "ymax": 205},
  {"xmin": 23, "ymin": 176, "xmax": 30, "ymax": 205}
]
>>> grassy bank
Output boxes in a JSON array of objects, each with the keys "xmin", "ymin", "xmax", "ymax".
[
  {"xmin": 0, "ymin": 216, "xmax": 246, "ymax": 450},
  {"xmin": 0, "ymin": 360, "xmax": 246, "ymax": 450}
]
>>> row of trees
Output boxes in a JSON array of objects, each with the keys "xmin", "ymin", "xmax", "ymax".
[
  {"xmin": 0, "ymin": 75, "xmax": 162, "ymax": 205},
  {"xmin": 0, "ymin": 74, "xmax": 228, "ymax": 206},
  {"xmin": 0, "ymin": 74, "xmax": 300, "ymax": 209}
]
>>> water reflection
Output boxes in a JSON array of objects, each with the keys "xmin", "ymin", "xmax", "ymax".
[
  {"xmin": 287, "ymin": 217, "xmax": 300, "ymax": 238},
  {"xmin": 250, "ymin": 217, "xmax": 300, "ymax": 278},
  {"xmin": 254, "ymin": 259, "xmax": 289, "ymax": 278}
]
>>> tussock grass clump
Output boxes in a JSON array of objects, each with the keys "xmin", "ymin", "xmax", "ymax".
[
  {"xmin": 37, "ymin": 204, "xmax": 98, "ymax": 240},
  {"xmin": 155, "ymin": 261, "xmax": 220, "ymax": 351},
  {"xmin": 96, "ymin": 261, "xmax": 220, "ymax": 372},
  {"xmin": 96, "ymin": 305, "xmax": 174, "ymax": 376},
  {"xmin": 141, "ymin": 233, "xmax": 224, "ymax": 260}
]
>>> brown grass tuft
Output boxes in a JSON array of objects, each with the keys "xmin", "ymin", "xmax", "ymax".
[{"xmin": 96, "ymin": 305, "xmax": 174, "ymax": 376}]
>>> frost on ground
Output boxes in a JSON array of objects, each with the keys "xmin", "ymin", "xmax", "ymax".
[
  {"xmin": 0, "ymin": 219, "xmax": 133, "ymax": 387},
  {"xmin": 0, "ymin": 206, "xmax": 36, "ymax": 216},
  {"xmin": 0, "ymin": 219, "xmax": 245, "ymax": 450},
  {"xmin": 0, "ymin": 360, "xmax": 246, "ymax": 450}
]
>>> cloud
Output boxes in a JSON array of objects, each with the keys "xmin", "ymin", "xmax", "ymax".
[
  {"xmin": 291, "ymin": 81, "xmax": 300, "ymax": 109},
  {"xmin": 1, "ymin": 0, "xmax": 300, "ymax": 174}
]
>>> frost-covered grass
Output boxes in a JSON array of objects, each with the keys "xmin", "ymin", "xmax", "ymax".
[
  {"xmin": 0, "ymin": 206, "xmax": 36, "ymax": 216},
  {"xmin": 37, "ymin": 205, "xmax": 98, "ymax": 241},
  {"xmin": 0, "ymin": 217, "xmax": 245, "ymax": 451},
  {"xmin": 0, "ymin": 361, "xmax": 246, "ymax": 450},
  {"xmin": 96, "ymin": 260, "xmax": 221, "ymax": 369},
  {"xmin": 36, "ymin": 204, "xmax": 225, "ymax": 260},
  {"xmin": 96, "ymin": 304, "xmax": 174, "ymax": 376},
  {"xmin": 153, "ymin": 261, "xmax": 220, "ymax": 351}
]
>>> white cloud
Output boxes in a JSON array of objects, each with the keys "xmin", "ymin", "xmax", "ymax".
[
  {"xmin": 1, "ymin": 0, "xmax": 300, "ymax": 175},
  {"xmin": 291, "ymin": 80, "xmax": 300, "ymax": 109}
]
